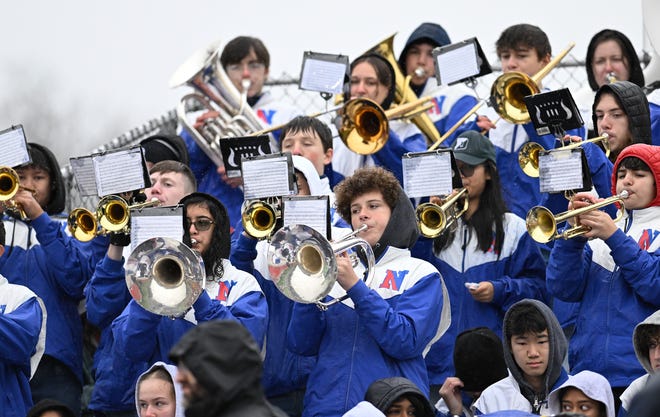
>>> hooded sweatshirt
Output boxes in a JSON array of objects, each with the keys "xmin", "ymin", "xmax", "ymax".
[
  {"xmin": 474, "ymin": 299, "xmax": 568, "ymax": 415},
  {"xmin": 364, "ymin": 377, "xmax": 435, "ymax": 417},
  {"xmin": 134, "ymin": 362, "xmax": 185, "ymax": 417},
  {"xmin": 547, "ymin": 144, "xmax": 660, "ymax": 389},
  {"xmin": 0, "ymin": 143, "xmax": 91, "ymax": 384},
  {"xmin": 287, "ymin": 186, "xmax": 450, "ymax": 417},
  {"xmin": 547, "ymin": 370, "xmax": 615, "ymax": 417},
  {"xmin": 168, "ymin": 320, "xmax": 287, "ymax": 417},
  {"xmin": 619, "ymin": 310, "xmax": 660, "ymax": 416}
]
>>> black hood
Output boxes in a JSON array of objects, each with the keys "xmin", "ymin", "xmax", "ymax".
[
  {"xmin": 364, "ymin": 377, "xmax": 434, "ymax": 417},
  {"xmin": 586, "ymin": 29, "xmax": 644, "ymax": 91},
  {"xmin": 140, "ymin": 134, "xmax": 190, "ymax": 166},
  {"xmin": 398, "ymin": 23, "xmax": 451, "ymax": 76},
  {"xmin": 372, "ymin": 184, "xmax": 419, "ymax": 260},
  {"xmin": 502, "ymin": 299, "xmax": 567, "ymax": 408},
  {"xmin": 169, "ymin": 320, "xmax": 285, "ymax": 417},
  {"xmin": 27, "ymin": 143, "xmax": 66, "ymax": 215},
  {"xmin": 592, "ymin": 81, "xmax": 651, "ymax": 147}
]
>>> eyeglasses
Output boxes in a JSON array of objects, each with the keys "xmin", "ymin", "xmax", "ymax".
[
  {"xmin": 225, "ymin": 62, "xmax": 266, "ymax": 73},
  {"xmin": 186, "ymin": 218, "xmax": 215, "ymax": 231},
  {"xmin": 456, "ymin": 162, "xmax": 477, "ymax": 178}
]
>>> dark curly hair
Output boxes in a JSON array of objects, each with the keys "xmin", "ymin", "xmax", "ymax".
[
  {"xmin": 181, "ymin": 193, "xmax": 230, "ymax": 278},
  {"xmin": 334, "ymin": 167, "xmax": 400, "ymax": 224}
]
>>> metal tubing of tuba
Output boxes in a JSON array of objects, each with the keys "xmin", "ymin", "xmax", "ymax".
[
  {"xmin": 267, "ymin": 224, "xmax": 374, "ymax": 310},
  {"xmin": 525, "ymin": 190, "xmax": 628, "ymax": 243},
  {"xmin": 518, "ymin": 133, "xmax": 610, "ymax": 177}
]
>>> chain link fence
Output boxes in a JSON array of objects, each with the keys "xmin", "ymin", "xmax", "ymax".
[{"xmin": 62, "ymin": 60, "xmax": 592, "ymax": 211}]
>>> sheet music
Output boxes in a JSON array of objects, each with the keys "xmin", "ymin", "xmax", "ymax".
[
  {"xmin": 130, "ymin": 206, "xmax": 184, "ymax": 252},
  {"xmin": 282, "ymin": 196, "xmax": 329, "ymax": 238},
  {"xmin": 242, "ymin": 155, "xmax": 293, "ymax": 199},
  {"xmin": 300, "ymin": 58, "xmax": 345, "ymax": 94},
  {"xmin": 437, "ymin": 43, "xmax": 479, "ymax": 85},
  {"xmin": 0, "ymin": 126, "xmax": 30, "ymax": 167},
  {"xmin": 94, "ymin": 148, "xmax": 146, "ymax": 196},
  {"xmin": 539, "ymin": 149, "xmax": 584, "ymax": 193},
  {"xmin": 69, "ymin": 156, "xmax": 98, "ymax": 196},
  {"xmin": 403, "ymin": 152, "xmax": 454, "ymax": 198}
]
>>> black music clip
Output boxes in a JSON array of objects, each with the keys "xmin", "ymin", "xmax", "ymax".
[{"xmin": 524, "ymin": 88, "xmax": 583, "ymax": 138}]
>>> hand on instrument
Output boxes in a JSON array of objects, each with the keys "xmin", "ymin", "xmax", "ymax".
[
  {"xmin": 12, "ymin": 189, "xmax": 43, "ymax": 220},
  {"xmin": 216, "ymin": 165, "xmax": 244, "ymax": 188},
  {"xmin": 560, "ymin": 134, "xmax": 583, "ymax": 145},
  {"xmin": 335, "ymin": 252, "xmax": 359, "ymax": 291},
  {"xmin": 439, "ymin": 377, "xmax": 465, "ymax": 416},
  {"xmin": 476, "ymin": 115, "xmax": 496, "ymax": 132},
  {"xmin": 193, "ymin": 110, "xmax": 220, "ymax": 130},
  {"xmin": 566, "ymin": 192, "xmax": 597, "ymax": 226},
  {"xmin": 468, "ymin": 281, "xmax": 494, "ymax": 303},
  {"xmin": 572, "ymin": 206, "xmax": 618, "ymax": 240}
]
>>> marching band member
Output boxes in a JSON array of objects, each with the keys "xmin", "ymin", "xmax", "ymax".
[
  {"xmin": 181, "ymin": 36, "xmax": 300, "ymax": 228},
  {"xmin": 287, "ymin": 166, "xmax": 449, "ymax": 417},
  {"xmin": 411, "ymin": 131, "xmax": 547, "ymax": 403}
]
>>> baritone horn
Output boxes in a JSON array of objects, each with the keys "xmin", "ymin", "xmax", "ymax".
[
  {"xmin": 525, "ymin": 190, "xmax": 628, "ymax": 243},
  {"xmin": 416, "ymin": 188, "xmax": 469, "ymax": 238},
  {"xmin": 241, "ymin": 198, "xmax": 281, "ymax": 239},
  {"xmin": 267, "ymin": 224, "xmax": 374, "ymax": 310},
  {"xmin": 125, "ymin": 237, "xmax": 205, "ymax": 318},
  {"xmin": 518, "ymin": 133, "xmax": 610, "ymax": 177},
  {"xmin": 0, "ymin": 166, "xmax": 36, "ymax": 219},
  {"xmin": 67, "ymin": 195, "xmax": 160, "ymax": 242}
]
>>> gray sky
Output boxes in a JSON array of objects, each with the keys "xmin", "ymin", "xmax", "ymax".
[{"xmin": 0, "ymin": 0, "xmax": 651, "ymax": 163}]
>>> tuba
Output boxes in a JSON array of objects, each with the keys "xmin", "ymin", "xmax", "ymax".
[
  {"xmin": 267, "ymin": 224, "xmax": 374, "ymax": 310},
  {"xmin": 125, "ymin": 237, "xmax": 205, "ymax": 318},
  {"xmin": 525, "ymin": 191, "xmax": 628, "ymax": 243},
  {"xmin": 365, "ymin": 35, "xmax": 442, "ymax": 146},
  {"xmin": 169, "ymin": 40, "xmax": 275, "ymax": 167}
]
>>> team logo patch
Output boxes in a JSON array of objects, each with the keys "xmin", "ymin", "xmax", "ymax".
[
  {"xmin": 379, "ymin": 269, "xmax": 410, "ymax": 291},
  {"xmin": 638, "ymin": 229, "xmax": 659, "ymax": 251}
]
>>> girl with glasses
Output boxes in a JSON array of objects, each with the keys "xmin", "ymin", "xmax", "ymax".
[{"xmin": 411, "ymin": 130, "xmax": 548, "ymax": 405}]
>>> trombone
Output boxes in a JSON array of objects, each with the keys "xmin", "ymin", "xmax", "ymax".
[
  {"xmin": 416, "ymin": 188, "xmax": 469, "ymax": 238},
  {"xmin": 518, "ymin": 133, "xmax": 610, "ymax": 177},
  {"xmin": 67, "ymin": 195, "xmax": 160, "ymax": 242},
  {"xmin": 0, "ymin": 166, "xmax": 36, "ymax": 219},
  {"xmin": 525, "ymin": 190, "xmax": 628, "ymax": 243},
  {"xmin": 428, "ymin": 42, "xmax": 576, "ymax": 151}
]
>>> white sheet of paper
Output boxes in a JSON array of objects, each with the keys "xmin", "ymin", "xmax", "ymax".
[
  {"xmin": 69, "ymin": 156, "xmax": 98, "ymax": 197},
  {"xmin": 282, "ymin": 196, "xmax": 329, "ymax": 238},
  {"xmin": 300, "ymin": 59, "xmax": 345, "ymax": 94},
  {"xmin": 0, "ymin": 127, "xmax": 30, "ymax": 167},
  {"xmin": 437, "ymin": 43, "xmax": 480, "ymax": 85},
  {"xmin": 403, "ymin": 152, "xmax": 454, "ymax": 198},
  {"xmin": 130, "ymin": 206, "xmax": 184, "ymax": 253},
  {"xmin": 539, "ymin": 149, "xmax": 584, "ymax": 193},
  {"xmin": 242, "ymin": 155, "xmax": 293, "ymax": 199},
  {"xmin": 94, "ymin": 148, "xmax": 146, "ymax": 196}
]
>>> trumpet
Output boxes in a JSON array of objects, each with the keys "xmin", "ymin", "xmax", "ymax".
[
  {"xmin": 0, "ymin": 166, "xmax": 36, "ymax": 219},
  {"xmin": 416, "ymin": 188, "xmax": 469, "ymax": 238},
  {"xmin": 241, "ymin": 198, "xmax": 281, "ymax": 239},
  {"xmin": 267, "ymin": 224, "xmax": 374, "ymax": 310},
  {"xmin": 67, "ymin": 195, "xmax": 160, "ymax": 242},
  {"xmin": 518, "ymin": 133, "xmax": 610, "ymax": 177},
  {"xmin": 525, "ymin": 190, "xmax": 628, "ymax": 243}
]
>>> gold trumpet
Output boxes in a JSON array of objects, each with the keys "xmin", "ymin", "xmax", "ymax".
[
  {"xmin": 241, "ymin": 198, "xmax": 281, "ymax": 240},
  {"xmin": 67, "ymin": 195, "xmax": 160, "ymax": 242},
  {"xmin": 525, "ymin": 190, "xmax": 628, "ymax": 243},
  {"xmin": 518, "ymin": 133, "xmax": 610, "ymax": 177},
  {"xmin": 0, "ymin": 166, "xmax": 36, "ymax": 219},
  {"xmin": 428, "ymin": 42, "xmax": 576, "ymax": 151},
  {"xmin": 416, "ymin": 188, "xmax": 469, "ymax": 238}
]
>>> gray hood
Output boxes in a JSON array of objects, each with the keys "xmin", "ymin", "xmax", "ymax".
[
  {"xmin": 633, "ymin": 310, "xmax": 660, "ymax": 373},
  {"xmin": 502, "ymin": 299, "xmax": 567, "ymax": 406},
  {"xmin": 547, "ymin": 370, "xmax": 615, "ymax": 417},
  {"xmin": 372, "ymin": 185, "xmax": 419, "ymax": 260},
  {"xmin": 135, "ymin": 361, "xmax": 185, "ymax": 417},
  {"xmin": 592, "ymin": 81, "xmax": 651, "ymax": 148}
]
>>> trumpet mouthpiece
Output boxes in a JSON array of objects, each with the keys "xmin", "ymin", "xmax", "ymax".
[
  {"xmin": 620, "ymin": 190, "xmax": 629, "ymax": 199},
  {"xmin": 191, "ymin": 238, "xmax": 198, "ymax": 245},
  {"xmin": 414, "ymin": 67, "xmax": 426, "ymax": 78}
]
